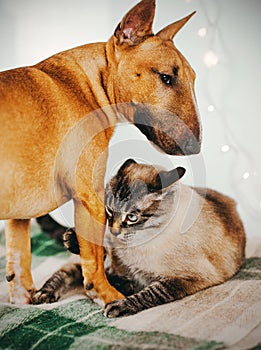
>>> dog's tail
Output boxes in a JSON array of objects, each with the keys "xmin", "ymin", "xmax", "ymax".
[{"xmin": 36, "ymin": 214, "xmax": 68, "ymax": 245}]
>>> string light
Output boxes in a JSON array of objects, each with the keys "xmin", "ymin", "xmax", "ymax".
[
  {"xmin": 242, "ymin": 172, "xmax": 250, "ymax": 180},
  {"xmin": 197, "ymin": 1, "xmax": 261, "ymax": 231},
  {"xmin": 198, "ymin": 27, "xmax": 207, "ymax": 37},
  {"xmin": 203, "ymin": 50, "xmax": 219, "ymax": 68},
  {"xmin": 207, "ymin": 104, "xmax": 215, "ymax": 112},
  {"xmin": 221, "ymin": 144, "xmax": 230, "ymax": 153}
]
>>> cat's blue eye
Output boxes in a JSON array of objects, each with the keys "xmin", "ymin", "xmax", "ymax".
[
  {"xmin": 105, "ymin": 207, "xmax": 113, "ymax": 217},
  {"xmin": 126, "ymin": 214, "xmax": 139, "ymax": 223}
]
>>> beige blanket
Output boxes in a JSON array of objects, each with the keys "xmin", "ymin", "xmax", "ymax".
[
  {"xmin": 0, "ymin": 229, "xmax": 260, "ymax": 349},
  {"xmin": 112, "ymin": 237, "xmax": 261, "ymax": 349}
]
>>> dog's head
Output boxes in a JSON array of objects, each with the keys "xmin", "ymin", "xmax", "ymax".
[{"xmin": 108, "ymin": 0, "xmax": 201, "ymax": 155}]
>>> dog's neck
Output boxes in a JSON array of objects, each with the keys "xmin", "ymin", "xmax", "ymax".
[
  {"xmin": 67, "ymin": 39, "xmax": 137, "ymax": 126},
  {"xmin": 68, "ymin": 42, "xmax": 120, "ymax": 125},
  {"xmin": 104, "ymin": 36, "xmax": 138, "ymax": 122},
  {"xmin": 35, "ymin": 41, "xmax": 120, "ymax": 127}
]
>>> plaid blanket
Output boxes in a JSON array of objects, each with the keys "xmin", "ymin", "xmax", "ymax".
[{"xmin": 0, "ymin": 226, "xmax": 260, "ymax": 350}]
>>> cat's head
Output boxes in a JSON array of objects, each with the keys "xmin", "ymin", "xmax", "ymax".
[{"xmin": 105, "ymin": 159, "xmax": 185, "ymax": 244}]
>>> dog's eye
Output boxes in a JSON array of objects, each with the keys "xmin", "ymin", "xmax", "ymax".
[{"xmin": 160, "ymin": 74, "xmax": 173, "ymax": 86}]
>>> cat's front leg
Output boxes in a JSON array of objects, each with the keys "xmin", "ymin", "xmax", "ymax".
[
  {"xmin": 104, "ymin": 278, "xmax": 194, "ymax": 318},
  {"xmin": 31, "ymin": 263, "xmax": 83, "ymax": 304},
  {"xmin": 63, "ymin": 226, "xmax": 135, "ymax": 297}
]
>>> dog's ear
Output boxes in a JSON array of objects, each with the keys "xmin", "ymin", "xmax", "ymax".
[
  {"xmin": 157, "ymin": 12, "xmax": 195, "ymax": 41},
  {"xmin": 114, "ymin": 0, "xmax": 155, "ymax": 45}
]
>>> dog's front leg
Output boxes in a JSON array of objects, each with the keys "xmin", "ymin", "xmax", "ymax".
[
  {"xmin": 74, "ymin": 199, "xmax": 124, "ymax": 306},
  {"xmin": 5, "ymin": 219, "xmax": 35, "ymax": 304}
]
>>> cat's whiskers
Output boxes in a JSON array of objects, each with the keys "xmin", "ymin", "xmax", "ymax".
[{"xmin": 118, "ymin": 232, "xmax": 136, "ymax": 243}]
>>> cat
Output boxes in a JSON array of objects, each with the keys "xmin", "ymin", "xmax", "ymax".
[{"xmin": 33, "ymin": 159, "xmax": 246, "ymax": 318}]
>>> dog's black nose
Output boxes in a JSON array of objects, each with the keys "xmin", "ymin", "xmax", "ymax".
[{"xmin": 183, "ymin": 138, "xmax": 201, "ymax": 155}]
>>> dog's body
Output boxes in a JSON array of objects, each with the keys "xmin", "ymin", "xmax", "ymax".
[{"xmin": 0, "ymin": 0, "xmax": 201, "ymax": 305}]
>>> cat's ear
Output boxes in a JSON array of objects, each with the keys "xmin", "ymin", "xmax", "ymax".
[
  {"xmin": 150, "ymin": 167, "xmax": 186, "ymax": 192},
  {"xmin": 119, "ymin": 159, "xmax": 137, "ymax": 173}
]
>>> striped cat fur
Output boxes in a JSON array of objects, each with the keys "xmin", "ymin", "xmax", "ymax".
[{"xmin": 33, "ymin": 159, "xmax": 246, "ymax": 318}]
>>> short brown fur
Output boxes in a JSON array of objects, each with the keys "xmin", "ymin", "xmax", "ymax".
[{"xmin": 1, "ymin": 0, "xmax": 201, "ymax": 304}]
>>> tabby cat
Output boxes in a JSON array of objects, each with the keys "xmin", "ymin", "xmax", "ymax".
[{"xmin": 33, "ymin": 159, "xmax": 246, "ymax": 318}]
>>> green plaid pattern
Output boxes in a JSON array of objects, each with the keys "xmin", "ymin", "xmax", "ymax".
[{"xmin": 0, "ymin": 228, "xmax": 260, "ymax": 350}]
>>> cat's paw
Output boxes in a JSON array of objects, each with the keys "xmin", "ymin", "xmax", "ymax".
[
  {"xmin": 31, "ymin": 290, "xmax": 59, "ymax": 305},
  {"xmin": 104, "ymin": 298, "xmax": 137, "ymax": 318},
  {"xmin": 63, "ymin": 228, "xmax": 80, "ymax": 255}
]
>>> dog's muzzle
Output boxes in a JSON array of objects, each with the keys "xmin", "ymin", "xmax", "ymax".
[{"xmin": 134, "ymin": 107, "xmax": 201, "ymax": 156}]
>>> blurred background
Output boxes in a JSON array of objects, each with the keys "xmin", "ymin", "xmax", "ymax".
[{"xmin": 0, "ymin": 0, "xmax": 260, "ymax": 238}]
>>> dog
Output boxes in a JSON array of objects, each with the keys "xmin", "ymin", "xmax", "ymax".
[{"xmin": 0, "ymin": 0, "xmax": 201, "ymax": 305}]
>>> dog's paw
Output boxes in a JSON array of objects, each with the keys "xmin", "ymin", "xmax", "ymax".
[
  {"xmin": 84, "ymin": 288, "xmax": 105, "ymax": 308},
  {"xmin": 10, "ymin": 287, "xmax": 36, "ymax": 305},
  {"xmin": 31, "ymin": 290, "xmax": 59, "ymax": 305},
  {"xmin": 104, "ymin": 298, "xmax": 137, "ymax": 318}
]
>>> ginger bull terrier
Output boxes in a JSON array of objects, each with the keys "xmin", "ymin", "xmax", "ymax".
[{"xmin": 0, "ymin": 0, "xmax": 201, "ymax": 305}]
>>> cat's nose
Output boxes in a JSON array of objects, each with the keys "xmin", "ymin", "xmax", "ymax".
[{"xmin": 110, "ymin": 227, "xmax": 121, "ymax": 237}]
